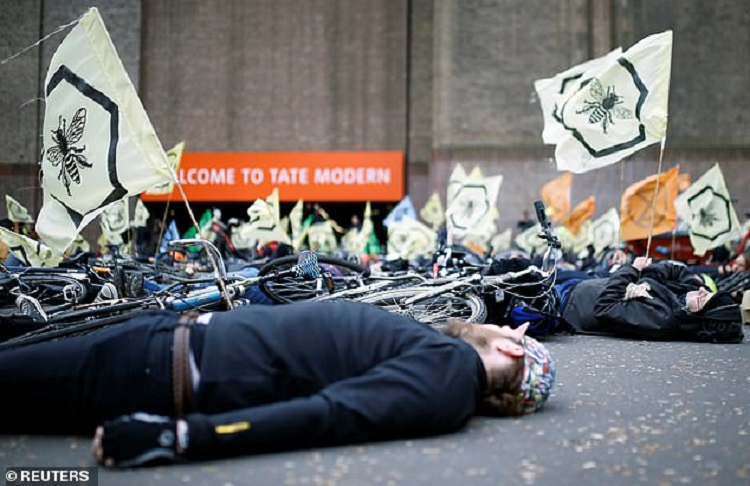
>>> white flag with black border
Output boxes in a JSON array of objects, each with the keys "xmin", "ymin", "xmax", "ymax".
[
  {"xmin": 674, "ymin": 163, "xmax": 742, "ymax": 256},
  {"xmin": 36, "ymin": 7, "xmax": 171, "ymax": 253},
  {"xmin": 535, "ymin": 47, "xmax": 623, "ymax": 145},
  {"xmin": 554, "ymin": 31, "xmax": 673, "ymax": 173}
]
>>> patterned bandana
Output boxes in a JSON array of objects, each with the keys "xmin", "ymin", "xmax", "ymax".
[{"xmin": 516, "ymin": 335, "xmax": 556, "ymax": 414}]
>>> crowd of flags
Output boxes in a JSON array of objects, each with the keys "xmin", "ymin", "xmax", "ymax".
[{"xmin": 0, "ymin": 10, "xmax": 745, "ymax": 267}]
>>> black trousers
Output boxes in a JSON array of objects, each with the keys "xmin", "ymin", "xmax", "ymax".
[{"xmin": 0, "ymin": 311, "xmax": 189, "ymax": 434}]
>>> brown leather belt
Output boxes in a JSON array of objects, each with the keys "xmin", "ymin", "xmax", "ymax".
[{"xmin": 173, "ymin": 312, "xmax": 199, "ymax": 418}]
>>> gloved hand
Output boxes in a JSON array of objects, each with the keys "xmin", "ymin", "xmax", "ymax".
[{"xmin": 93, "ymin": 413, "xmax": 186, "ymax": 468}]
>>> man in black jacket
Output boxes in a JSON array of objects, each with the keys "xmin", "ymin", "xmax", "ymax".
[
  {"xmin": 560, "ymin": 256, "xmax": 744, "ymax": 342},
  {"xmin": 0, "ymin": 300, "xmax": 555, "ymax": 467}
]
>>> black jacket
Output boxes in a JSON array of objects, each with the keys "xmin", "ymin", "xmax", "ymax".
[
  {"xmin": 562, "ymin": 263, "xmax": 743, "ymax": 343},
  {"xmin": 186, "ymin": 301, "xmax": 485, "ymax": 458}
]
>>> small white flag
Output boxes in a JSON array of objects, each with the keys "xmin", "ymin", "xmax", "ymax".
[
  {"xmin": 445, "ymin": 175, "xmax": 502, "ymax": 238},
  {"xmin": 588, "ymin": 207, "xmax": 621, "ymax": 253},
  {"xmin": 5, "ymin": 196, "xmax": 35, "ymax": 224},
  {"xmin": 674, "ymin": 163, "xmax": 742, "ymax": 256},
  {"xmin": 387, "ymin": 216, "xmax": 436, "ymax": 261},
  {"xmin": 0, "ymin": 227, "xmax": 62, "ymax": 267},
  {"xmin": 514, "ymin": 223, "xmax": 547, "ymax": 255},
  {"xmin": 131, "ymin": 198, "xmax": 150, "ymax": 228}
]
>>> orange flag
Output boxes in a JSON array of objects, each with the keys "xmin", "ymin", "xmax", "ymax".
[
  {"xmin": 562, "ymin": 196, "xmax": 596, "ymax": 236},
  {"xmin": 540, "ymin": 172, "xmax": 572, "ymax": 223},
  {"xmin": 620, "ymin": 167, "xmax": 679, "ymax": 241}
]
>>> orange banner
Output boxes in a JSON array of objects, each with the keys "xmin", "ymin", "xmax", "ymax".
[
  {"xmin": 141, "ymin": 151, "xmax": 404, "ymax": 202},
  {"xmin": 540, "ymin": 172, "xmax": 572, "ymax": 223},
  {"xmin": 620, "ymin": 167, "xmax": 679, "ymax": 241},
  {"xmin": 562, "ymin": 196, "xmax": 596, "ymax": 236}
]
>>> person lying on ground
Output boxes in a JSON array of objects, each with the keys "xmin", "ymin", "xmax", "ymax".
[
  {"xmin": 557, "ymin": 256, "xmax": 744, "ymax": 343},
  {"xmin": 0, "ymin": 300, "xmax": 555, "ymax": 468}
]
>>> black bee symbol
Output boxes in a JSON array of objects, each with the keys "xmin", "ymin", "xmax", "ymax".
[
  {"xmin": 576, "ymin": 79, "xmax": 633, "ymax": 134},
  {"xmin": 46, "ymin": 107, "xmax": 92, "ymax": 196},
  {"xmin": 698, "ymin": 207, "xmax": 719, "ymax": 227}
]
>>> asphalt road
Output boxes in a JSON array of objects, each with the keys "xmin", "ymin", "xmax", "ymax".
[{"xmin": 2, "ymin": 333, "xmax": 749, "ymax": 485}]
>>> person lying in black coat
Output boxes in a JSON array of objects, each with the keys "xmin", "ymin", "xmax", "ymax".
[
  {"xmin": 0, "ymin": 300, "xmax": 556, "ymax": 468},
  {"xmin": 558, "ymin": 256, "xmax": 744, "ymax": 343}
]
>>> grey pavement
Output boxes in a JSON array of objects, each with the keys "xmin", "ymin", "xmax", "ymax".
[{"xmin": 2, "ymin": 334, "xmax": 749, "ymax": 485}]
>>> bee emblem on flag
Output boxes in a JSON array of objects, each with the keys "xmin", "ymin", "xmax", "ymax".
[
  {"xmin": 576, "ymin": 79, "xmax": 633, "ymax": 134},
  {"xmin": 46, "ymin": 107, "xmax": 92, "ymax": 196},
  {"xmin": 698, "ymin": 207, "xmax": 719, "ymax": 228}
]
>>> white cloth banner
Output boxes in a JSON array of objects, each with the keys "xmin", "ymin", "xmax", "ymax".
[
  {"xmin": 535, "ymin": 47, "xmax": 623, "ymax": 145},
  {"xmin": 37, "ymin": 7, "xmax": 171, "ymax": 253},
  {"xmin": 554, "ymin": 31, "xmax": 673, "ymax": 173},
  {"xmin": 0, "ymin": 227, "xmax": 62, "ymax": 267},
  {"xmin": 588, "ymin": 207, "xmax": 621, "ymax": 253},
  {"xmin": 514, "ymin": 223, "xmax": 546, "ymax": 254},
  {"xmin": 5, "ymin": 195, "xmax": 35, "ymax": 224},
  {"xmin": 445, "ymin": 175, "xmax": 502, "ymax": 238},
  {"xmin": 674, "ymin": 163, "xmax": 742, "ymax": 256},
  {"xmin": 446, "ymin": 164, "xmax": 467, "ymax": 207},
  {"xmin": 145, "ymin": 141, "xmax": 185, "ymax": 195},
  {"xmin": 131, "ymin": 197, "xmax": 150, "ymax": 228},
  {"xmin": 387, "ymin": 216, "xmax": 436, "ymax": 261},
  {"xmin": 100, "ymin": 199, "xmax": 129, "ymax": 238}
]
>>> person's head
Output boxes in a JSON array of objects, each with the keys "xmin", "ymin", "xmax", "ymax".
[
  {"xmin": 681, "ymin": 290, "xmax": 744, "ymax": 343},
  {"xmin": 684, "ymin": 287, "xmax": 716, "ymax": 313},
  {"xmin": 444, "ymin": 320, "xmax": 555, "ymax": 416}
]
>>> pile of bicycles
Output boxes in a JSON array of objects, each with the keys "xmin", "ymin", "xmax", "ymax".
[{"xmin": 1, "ymin": 201, "xmax": 567, "ymax": 350}]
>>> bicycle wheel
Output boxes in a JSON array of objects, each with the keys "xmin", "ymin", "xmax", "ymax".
[
  {"xmin": 358, "ymin": 288, "xmax": 486, "ymax": 327},
  {"xmin": 258, "ymin": 254, "xmax": 367, "ymax": 303}
]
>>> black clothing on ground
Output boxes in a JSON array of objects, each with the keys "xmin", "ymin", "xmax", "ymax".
[
  {"xmin": 558, "ymin": 262, "xmax": 744, "ymax": 343},
  {"xmin": 0, "ymin": 301, "xmax": 486, "ymax": 460}
]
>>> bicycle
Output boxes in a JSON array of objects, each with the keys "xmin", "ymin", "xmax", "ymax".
[
  {"xmin": 352, "ymin": 201, "xmax": 564, "ymax": 331},
  {"xmin": 0, "ymin": 248, "xmax": 323, "ymax": 350}
]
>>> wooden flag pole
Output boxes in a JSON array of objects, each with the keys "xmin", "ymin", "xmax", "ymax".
[{"xmin": 644, "ymin": 137, "xmax": 668, "ymax": 258}]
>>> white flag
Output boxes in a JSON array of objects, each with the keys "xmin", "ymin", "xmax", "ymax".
[
  {"xmin": 490, "ymin": 228, "xmax": 513, "ymax": 253},
  {"xmin": 288, "ymin": 200, "xmax": 306, "ymax": 251},
  {"xmin": 237, "ymin": 195, "xmax": 292, "ymax": 250},
  {"xmin": 0, "ymin": 227, "xmax": 62, "ymax": 267},
  {"xmin": 131, "ymin": 197, "xmax": 150, "ymax": 228},
  {"xmin": 5, "ymin": 195, "xmax": 35, "ymax": 224},
  {"xmin": 387, "ymin": 216, "xmax": 436, "ymax": 261},
  {"xmin": 447, "ymin": 164, "xmax": 467, "ymax": 207},
  {"xmin": 419, "ymin": 192, "xmax": 445, "ymax": 231},
  {"xmin": 145, "ymin": 141, "xmax": 185, "ymax": 195},
  {"xmin": 37, "ymin": 8, "xmax": 171, "ymax": 253},
  {"xmin": 445, "ymin": 175, "xmax": 502, "ymax": 238},
  {"xmin": 100, "ymin": 199, "xmax": 129, "ymax": 244},
  {"xmin": 534, "ymin": 47, "xmax": 622, "ymax": 145},
  {"xmin": 308, "ymin": 221, "xmax": 338, "ymax": 253},
  {"xmin": 554, "ymin": 31, "xmax": 673, "ymax": 173},
  {"xmin": 674, "ymin": 163, "xmax": 742, "ymax": 256},
  {"xmin": 514, "ymin": 223, "xmax": 546, "ymax": 255},
  {"xmin": 588, "ymin": 207, "xmax": 621, "ymax": 253}
]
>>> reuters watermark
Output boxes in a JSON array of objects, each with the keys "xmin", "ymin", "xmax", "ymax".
[{"xmin": 5, "ymin": 467, "xmax": 97, "ymax": 485}]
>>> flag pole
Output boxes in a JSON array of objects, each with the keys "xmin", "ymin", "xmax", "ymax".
[
  {"xmin": 644, "ymin": 137, "xmax": 667, "ymax": 258},
  {"xmin": 618, "ymin": 161, "xmax": 625, "ymax": 246},
  {"xmin": 166, "ymin": 164, "xmax": 235, "ymax": 310},
  {"xmin": 153, "ymin": 190, "xmax": 173, "ymax": 270}
]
